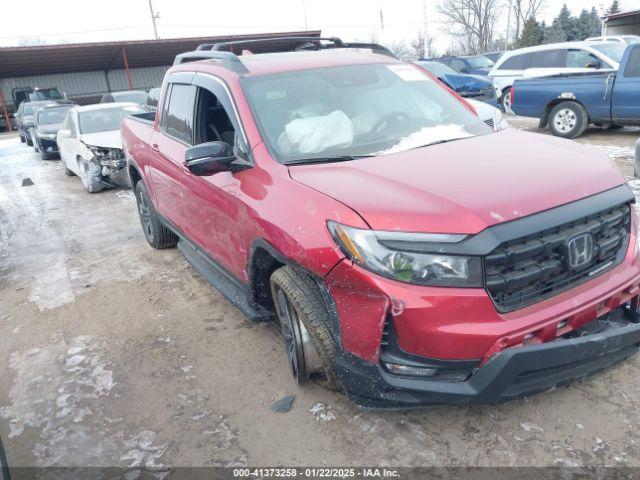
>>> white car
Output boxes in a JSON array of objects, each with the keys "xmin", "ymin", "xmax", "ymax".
[
  {"xmin": 57, "ymin": 103, "xmax": 145, "ymax": 193},
  {"xmin": 586, "ymin": 35, "xmax": 640, "ymax": 44},
  {"xmin": 489, "ymin": 41, "xmax": 626, "ymax": 111},
  {"xmin": 466, "ymin": 99, "xmax": 508, "ymax": 131}
]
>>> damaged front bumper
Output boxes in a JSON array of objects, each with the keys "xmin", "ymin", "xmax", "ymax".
[{"xmin": 336, "ymin": 303, "xmax": 640, "ymax": 409}]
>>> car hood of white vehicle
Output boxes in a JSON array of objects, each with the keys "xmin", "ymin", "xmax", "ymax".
[{"xmin": 79, "ymin": 130, "xmax": 122, "ymax": 149}]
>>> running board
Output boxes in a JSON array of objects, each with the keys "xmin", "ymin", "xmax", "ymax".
[{"xmin": 178, "ymin": 239, "xmax": 274, "ymax": 322}]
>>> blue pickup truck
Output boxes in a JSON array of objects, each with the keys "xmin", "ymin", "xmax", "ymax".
[{"xmin": 511, "ymin": 44, "xmax": 640, "ymax": 138}]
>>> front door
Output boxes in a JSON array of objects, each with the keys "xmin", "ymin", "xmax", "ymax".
[{"xmin": 611, "ymin": 45, "xmax": 640, "ymax": 121}]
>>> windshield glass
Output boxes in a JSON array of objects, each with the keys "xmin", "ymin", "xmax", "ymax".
[
  {"xmin": 113, "ymin": 91, "xmax": 148, "ymax": 104},
  {"xmin": 242, "ymin": 63, "xmax": 490, "ymax": 164},
  {"xmin": 30, "ymin": 89, "xmax": 63, "ymax": 101},
  {"xmin": 37, "ymin": 108, "xmax": 71, "ymax": 125},
  {"xmin": 78, "ymin": 105, "xmax": 144, "ymax": 134},
  {"xmin": 465, "ymin": 55, "xmax": 494, "ymax": 68},
  {"xmin": 415, "ymin": 61, "xmax": 458, "ymax": 77},
  {"xmin": 591, "ymin": 43, "xmax": 627, "ymax": 63}
]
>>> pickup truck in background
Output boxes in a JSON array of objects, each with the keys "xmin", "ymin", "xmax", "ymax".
[
  {"xmin": 122, "ymin": 37, "xmax": 640, "ymax": 409},
  {"xmin": 511, "ymin": 43, "xmax": 640, "ymax": 138}
]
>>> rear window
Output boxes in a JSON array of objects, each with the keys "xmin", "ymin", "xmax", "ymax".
[
  {"xmin": 78, "ymin": 105, "xmax": 144, "ymax": 134},
  {"xmin": 499, "ymin": 54, "xmax": 527, "ymax": 70},
  {"xmin": 527, "ymin": 50, "xmax": 567, "ymax": 68},
  {"xmin": 623, "ymin": 47, "xmax": 640, "ymax": 77},
  {"xmin": 590, "ymin": 43, "xmax": 627, "ymax": 64},
  {"xmin": 161, "ymin": 84, "xmax": 196, "ymax": 144}
]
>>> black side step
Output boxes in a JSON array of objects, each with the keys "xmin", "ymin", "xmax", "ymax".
[{"xmin": 178, "ymin": 239, "xmax": 273, "ymax": 322}]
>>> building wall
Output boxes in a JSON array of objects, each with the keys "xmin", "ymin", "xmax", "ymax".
[
  {"xmin": 605, "ymin": 14, "xmax": 640, "ymax": 36},
  {"xmin": 1, "ymin": 66, "xmax": 169, "ymax": 111}
]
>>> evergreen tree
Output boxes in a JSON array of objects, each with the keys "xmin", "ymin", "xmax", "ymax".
[
  {"xmin": 588, "ymin": 7, "xmax": 603, "ymax": 37},
  {"xmin": 607, "ymin": 0, "xmax": 621, "ymax": 15},
  {"xmin": 543, "ymin": 18, "xmax": 567, "ymax": 44},
  {"xmin": 517, "ymin": 17, "xmax": 544, "ymax": 47},
  {"xmin": 557, "ymin": 3, "xmax": 580, "ymax": 41}
]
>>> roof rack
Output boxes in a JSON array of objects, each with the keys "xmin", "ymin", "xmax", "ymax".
[{"xmin": 173, "ymin": 35, "xmax": 398, "ymax": 69}]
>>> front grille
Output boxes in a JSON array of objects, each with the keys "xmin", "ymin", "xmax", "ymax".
[{"xmin": 485, "ymin": 203, "xmax": 632, "ymax": 312}]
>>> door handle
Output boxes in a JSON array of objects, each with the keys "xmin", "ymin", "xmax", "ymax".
[{"xmin": 151, "ymin": 143, "xmax": 159, "ymax": 152}]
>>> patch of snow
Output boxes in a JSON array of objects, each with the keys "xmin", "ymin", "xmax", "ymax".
[
  {"xmin": 377, "ymin": 124, "xmax": 474, "ymax": 155},
  {"xmin": 309, "ymin": 402, "xmax": 336, "ymax": 422},
  {"xmin": 520, "ymin": 422, "xmax": 544, "ymax": 433}
]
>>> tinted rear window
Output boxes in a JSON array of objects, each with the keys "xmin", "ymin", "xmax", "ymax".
[{"xmin": 499, "ymin": 54, "xmax": 527, "ymax": 70}]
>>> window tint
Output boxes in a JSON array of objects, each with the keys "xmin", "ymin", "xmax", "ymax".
[
  {"xmin": 499, "ymin": 54, "xmax": 527, "ymax": 70},
  {"xmin": 162, "ymin": 84, "xmax": 196, "ymax": 144},
  {"xmin": 567, "ymin": 49, "xmax": 601, "ymax": 68},
  {"xmin": 623, "ymin": 47, "xmax": 640, "ymax": 77},
  {"xmin": 527, "ymin": 50, "xmax": 567, "ymax": 68}
]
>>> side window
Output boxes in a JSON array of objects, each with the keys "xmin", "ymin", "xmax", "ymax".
[
  {"xmin": 527, "ymin": 50, "xmax": 567, "ymax": 68},
  {"xmin": 499, "ymin": 54, "xmax": 527, "ymax": 70},
  {"xmin": 623, "ymin": 47, "xmax": 640, "ymax": 77},
  {"xmin": 63, "ymin": 114, "xmax": 76, "ymax": 137},
  {"xmin": 194, "ymin": 87, "xmax": 236, "ymax": 148},
  {"xmin": 567, "ymin": 49, "xmax": 601, "ymax": 68},
  {"xmin": 161, "ymin": 83, "xmax": 197, "ymax": 144}
]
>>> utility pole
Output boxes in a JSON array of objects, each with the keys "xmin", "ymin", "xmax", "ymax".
[
  {"xmin": 422, "ymin": 0, "xmax": 428, "ymax": 56},
  {"xmin": 301, "ymin": 0, "xmax": 309, "ymax": 30},
  {"xmin": 148, "ymin": 0, "xmax": 160, "ymax": 40},
  {"xmin": 504, "ymin": 0, "xmax": 513, "ymax": 50}
]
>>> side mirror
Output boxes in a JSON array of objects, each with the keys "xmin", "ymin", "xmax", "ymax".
[
  {"xmin": 586, "ymin": 60, "xmax": 601, "ymax": 69},
  {"xmin": 185, "ymin": 141, "xmax": 235, "ymax": 176},
  {"xmin": 58, "ymin": 129, "xmax": 71, "ymax": 138}
]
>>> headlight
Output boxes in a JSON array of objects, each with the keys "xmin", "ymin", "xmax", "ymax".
[
  {"xmin": 492, "ymin": 109, "xmax": 508, "ymax": 131},
  {"xmin": 38, "ymin": 133, "xmax": 57, "ymax": 139},
  {"xmin": 328, "ymin": 222, "xmax": 482, "ymax": 287}
]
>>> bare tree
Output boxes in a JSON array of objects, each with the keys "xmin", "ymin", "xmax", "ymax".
[
  {"xmin": 513, "ymin": 0, "xmax": 546, "ymax": 40},
  {"xmin": 437, "ymin": 0, "xmax": 504, "ymax": 54},
  {"xmin": 387, "ymin": 41, "xmax": 413, "ymax": 60},
  {"xmin": 17, "ymin": 37, "xmax": 47, "ymax": 46},
  {"xmin": 410, "ymin": 31, "xmax": 427, "ymax": 59}
]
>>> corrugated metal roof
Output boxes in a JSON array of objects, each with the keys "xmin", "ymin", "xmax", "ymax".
[{"xmin": 0, "ymin": 31, "xmax": 321, "ymax": 78}]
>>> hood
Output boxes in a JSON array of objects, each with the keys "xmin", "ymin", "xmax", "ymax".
[
  {"xmin": 37, "ymin": 123, "xmax": 62, "ymax": 134},
  {"xmin": 288, "ymin": 129, "xmax": 624, "ymax": 234},
  {"xmin": 442, "ymin": 73, "xmax": 493, "ymax": 92},
  {"xmin": 79, "ymin": 130, "xmax": 122, "ymax": 149}
]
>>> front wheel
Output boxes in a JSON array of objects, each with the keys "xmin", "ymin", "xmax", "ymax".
[
  {"xmin": 549, "ymin": 101, "xmax": 588, "ymax": 139},
  {"xmin": 79, "ymin": 159, "xmax": 103, "ymax": 193},
  {"xmin": 270, "ymin": 266, "xmax": 340, "ymax": 390},
  {"xmin": 134, "ymin": 180, "xmax": 178, "ymax": 249},
  {"xmin": 500, "ymin": 88, "xmax": 512, "ymax": 113}
]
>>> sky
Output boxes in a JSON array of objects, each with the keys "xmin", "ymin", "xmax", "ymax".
[{"xmin": 1, "ymin": 0, "xmax": 636, "ymax": 53}]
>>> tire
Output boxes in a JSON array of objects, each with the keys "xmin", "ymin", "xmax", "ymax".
[
  {"xmin": 0, "ymin": 434, "xmax": 9, "ymax": 480},
  {"xmin": 270, "ymin": 265, "xmax": 340, "ymax": 390},
  {"xmin": 134, "ymin": 180, "xmax": 178, "ymax": 249},
  {"xmin": 500, "ymin": 88, "xmax": 512, "ymax": 113},
  {"xmin": 19, "ymin": 133, "xmax": 25, "ymax": 143},
  {"xmin": 549, "ymin": 101, "xmax": 588, "ymax": 139},
  {"xmin": 61, "ymin": 157, "xmax": 75, "ymax": 176},
  {"xmin": 25, "ymin": 135, "xmax": 33, "ymax": 147},
  {"xmin": 79, "ymin": 159, "xmax": 103, "ymax": 193}
]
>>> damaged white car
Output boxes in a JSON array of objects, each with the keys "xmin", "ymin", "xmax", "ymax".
[{"xmin": 57, "ymin": 103, "xmax": 145, "ymax": 193}]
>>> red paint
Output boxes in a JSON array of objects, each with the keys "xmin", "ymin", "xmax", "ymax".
[{"xmin": 122, "ymin": 50, "xmax": 640, "ymax": 367}]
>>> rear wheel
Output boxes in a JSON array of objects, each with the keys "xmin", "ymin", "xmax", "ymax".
[
  {"xmin": 270, "ymin": 266, "xmax": 340, "ymax": 390},
  {"xmin": 79, "ymin": 159, "xmax": 103, "ymax": 193},
  {"xmin": 549, "ymin": 101, "xmax": 588, "ymax": 139},
  {"xmin": 134, "ymin": 180, "xmax": 178, "ymax": 249},
  {"xmin": 25, "ymin": 135, "xmax": 33, "ymax": 146},
  {"xmin": 19, "ymin": 132, "xmax": 25, "ymax": 143},
  {"xmin": 500, "ymin": 88, "xmax": 512, "ymax": 112}
]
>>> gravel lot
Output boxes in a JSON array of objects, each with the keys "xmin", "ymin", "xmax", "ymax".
[{"xmin": 1, "ymin": 118, "xmax": 639, "ymax": 471}]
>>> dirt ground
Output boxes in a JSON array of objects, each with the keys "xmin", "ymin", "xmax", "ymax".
[{"xmin": 1, "ymin": 118, "xmax": 639, "ymax": 470}]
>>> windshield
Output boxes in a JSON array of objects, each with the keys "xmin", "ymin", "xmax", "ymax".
[
  {"xmin": 465, "ymin": 55, "xmax": 494, "ymax": 68},
  {"xmin": 415, "ymin": 61, "xmax": 458, "ymax": 77},
  {"xmin": 30, "ymin": 89, "xmax": 63, "ymax": 101},
  {"xmin": 591, "ymin": 43, "xmax": 627, "ymax": 64},
  {"xmin": 78, "ymin": 105, "xmax": 144, "ymax": 134},
  {"xmin": 37, "ymin": 108, "xmax": 71, "ymax": 125},
  {"xmin": 113, "ymin": 91, "xmax": 148, "ymax": 104},
  {"xmin": 242, "ymin": 63, "xmax": 490, "ymax": 164}
]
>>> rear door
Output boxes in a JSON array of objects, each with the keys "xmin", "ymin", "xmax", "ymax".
[
  {"xmin": 147, "ymin": 73, "xmax": 196, "ymax": 236},
  {"xmin": 611, "ymin": 44, "xmax": 640, "ymax": 122}
]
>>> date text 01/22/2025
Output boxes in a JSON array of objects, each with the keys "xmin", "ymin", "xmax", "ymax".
[{"xmin": 232, "ymin": 468, "xmax": 401, "ymax": 478}]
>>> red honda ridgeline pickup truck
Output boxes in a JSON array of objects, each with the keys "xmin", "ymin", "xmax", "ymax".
[{"xmin": 121, "ymin": 38, "xmax": 640, "ymax": 408}]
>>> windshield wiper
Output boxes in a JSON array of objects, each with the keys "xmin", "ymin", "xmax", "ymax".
[
  {"xmin": 285, "ymin": 154, "xmax": 373, "ymax": 166},
  {"xmin": 409, "ymin": 137, "xmax": 469, "ymax": 151}
]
